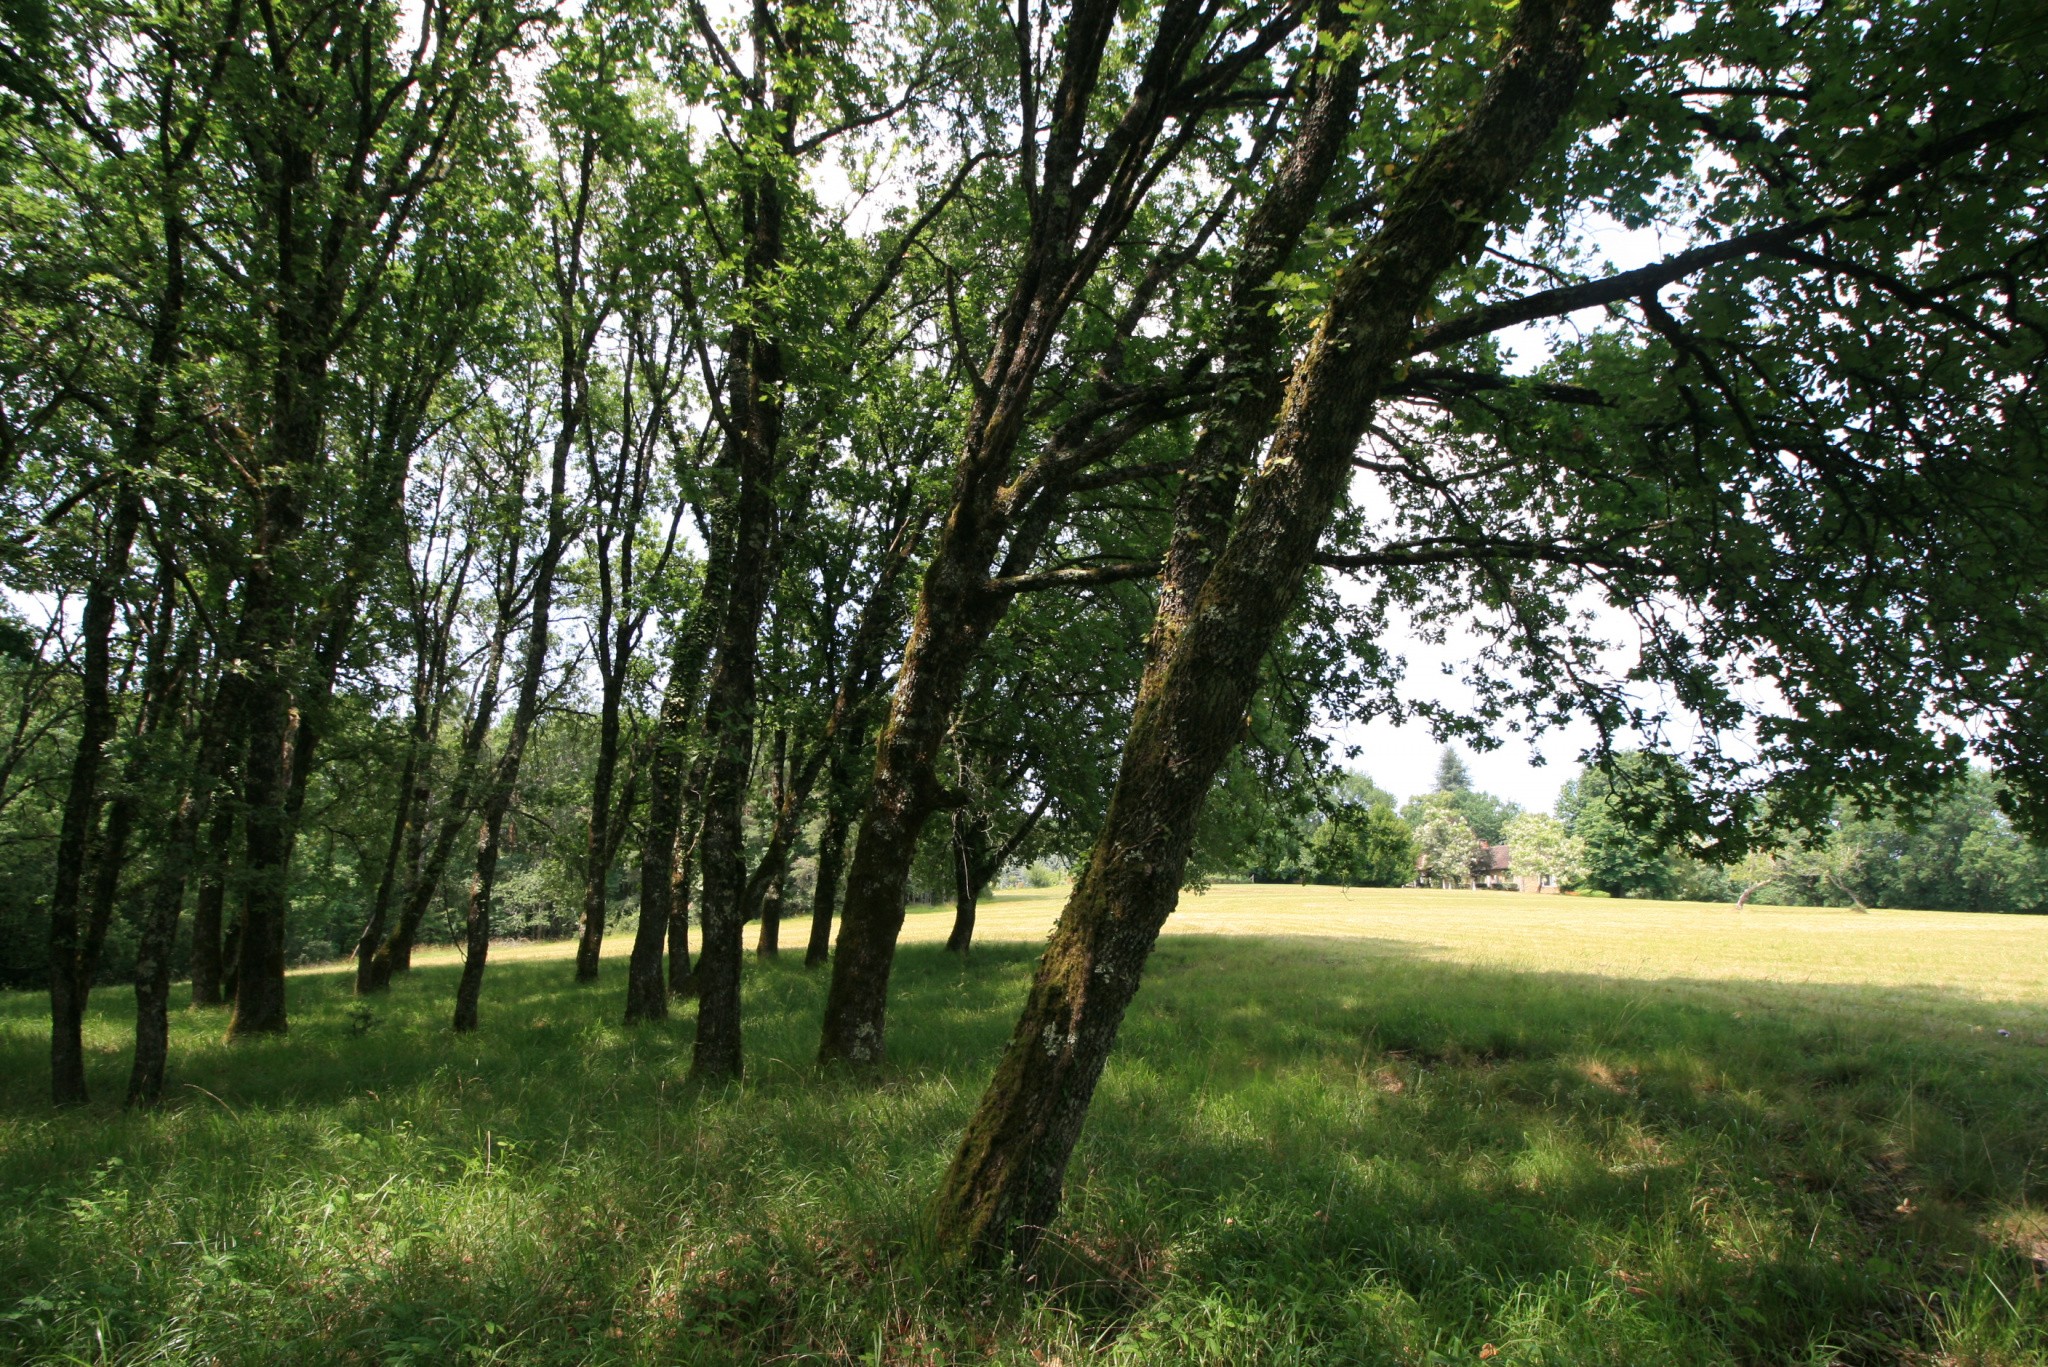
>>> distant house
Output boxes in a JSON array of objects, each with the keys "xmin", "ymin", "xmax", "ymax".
[
  {"xmin": 1416, "ymin": 843, "xmax": 1523, "ymax": 890},
  {"xmin": 1477, "ymin": 844, "xmax": 1515, "ymax": 890},
  {"xmin": 1413, "ymin": 842, "xmax": 1567, "ymax": 893}
]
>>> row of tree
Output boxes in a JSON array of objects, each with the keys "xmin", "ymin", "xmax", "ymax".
[
  {"xmin": 1343, "ymin": 748, "xmax": 2048, "ymax": 909},
  {"xmin": 5, "ymin": 0, "xmax": 2046, "ymax": 1263}
]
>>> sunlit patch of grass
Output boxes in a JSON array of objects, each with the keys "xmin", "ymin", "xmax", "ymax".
[{"xmin": 2, "ymin": 890, "xmax": 2046, "ymax": 1364}]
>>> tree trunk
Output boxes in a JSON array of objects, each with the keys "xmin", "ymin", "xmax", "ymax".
[
  {"xmin": 126, "ymin": 595, "xmax": 208, "ymax": 1107},
  {"xmin": 668, "ymin": 836, "xmax": 696, "ymax": 996},
  {"xmin": 128, "ymin": 762, "xmax": 212, "ymax": 1106},
  {"xmin": 575, "ymin": 669, "xmax": 625, "ymax": 982},
  {"xmin": 189, "ymin": 802, "xmax": 233, "ymax": 1006},
  {"xmin": 626, "ymin": 502, "xmax": 731, "ymax": 1020},
  {"xmin": 755, "ymin": 862, "xmax": 786, "ymax": 957},
  {"xmin": 945, "ymin": 810, "xmax": 988, "ymax": 956},
  {"xmin": 354, "ymin": 726, "xmax": 421, "ymax": 994},
  {"xmin": 626, "ymin": 624, "xmax": 719, "ymax": 1020},
  {"xmin": 752, "ymin": 729, "xmax": 789, "ymax": 957},
  {"xmin": 690, "ymin": 450, "xmax": 777, "ymax": 1077},
  {"xmin": 452, "ymin": 791, "xmax": 512, "ymax": 1032},
  {"xmin": 805, "ymin": 775, "xmax": 852, "ymax": 967},
  {"xmin": 227, "ymin": 331, "xmax": 324, "ymax": 1040},
  {"xmin": 813, "ymin": 0, "xmax": 1221, "ymax": 1067},
  {"xmin": 931, "ymin": 0, "xmax": 1607, "ymax": 1263},
  {"xmin": 365, "ymin": 600, "xmax": 512, "ymax": 992},
  {"xmin": 686, "ymin": 15, "xmax": 802, "ymax": 1079},
  {"xmin": 452, "ymin": 294, "xmax": 581, "ymax": 1032},
  {"xmin": 48, "ymin": 484, "xmax": 142, "ymax": 1105},
  {"xmin": 818, "ymin": 551, "xmax": 1010, "ymax": 1061},
  {"xmin": 125, "ymin": 836, "xmax": 189, "ymax": 1107},
  {"xmin": 227, "ymin": 601, "xmax": 295, "ymax": 1039}
]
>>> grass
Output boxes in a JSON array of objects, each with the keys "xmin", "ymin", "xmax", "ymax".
[{"xmin": 2, "ymin": 885, "xmax": 2046, "ymax": 1364}]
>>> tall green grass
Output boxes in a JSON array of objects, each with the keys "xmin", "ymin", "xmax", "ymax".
[{"xmin": 3, "ymin": 935, "xmax": 2045, "ymax": 1364}]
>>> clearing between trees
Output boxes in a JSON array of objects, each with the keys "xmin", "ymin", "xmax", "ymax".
[{"xmin": 3, "ymin": 886, "xmax": 2044, "ymax": 1364}]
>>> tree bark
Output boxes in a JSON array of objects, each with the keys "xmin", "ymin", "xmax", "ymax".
[
  {"xmin": 805, "ymin": 764, "xmax": 854, "ymax": 967},
  {"xmin": 946, "ymin": 789, "xmax": 1050, "ymax": 956},
  {"xmin": 573, "ymin": 327, "xmax": 673, "ymax": 982},
  {"xmin": 626, "ymin": 585, "xmax": 724, "ymax": 1020},
  {"xmin": 226, "ymin": 296, "xmax": 328, "ymax": 1040},
  {"xmin": 667, "ymin": 834, "xmax": 697, "ymax": 996},
  {"xmin": 452, "ymin": 244, "xmax": 586, "ymax": 1031},
  {"xmin": 685, "ymin": 1, "xmax": 805, "ymax": 1080},
  {"xmin": 754, "ymin": 862, "xmax": 786, "ymax": 957},
  {"xmin": 366, "ymin": 599, "xmax": 512, "ymax": 991},
  {"xmin": 815, "ymin": 0, "xmax": 1227, "ymax": 1066},
  {"xmin": 575, "ymin": 665, "xmax": 626, "ymax": 982},
  {"xmin": 689, "ymin": 408, "xmax": 779, "ymax": 1078},
  {"xmin": 752, "ymin": 728, "xmax": 789, "ymax": 956},
  {"xmin": 945, "ymin": 810, "xmax": 989, "ymax": 956},
  {"xmin": 129, "ymin": 654, "xmax": 222, "ymax": 1109},
  {"xmin": 48, "ymin": 485, "xmax": 142, "ymax": 1105},
  {"xmin": 189, "ymin": 802, "xmax": 233, "ymax": 1006},
  {"xmin": 354, "ymin": 710, "xmax": 424, "ymax": 994},
  {"xmin": 931, "ymin": 0, "xmax": 1609, "ymax": 1264}
]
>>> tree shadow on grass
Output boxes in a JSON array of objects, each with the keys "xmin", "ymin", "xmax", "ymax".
[
  {"xmin": 0, "ymin": 935, "xmax": 2043, "ymax": 1364},
  {"xmin": 1045, "ymin": 935, "xmax": 2048, "ymax": 1363}
]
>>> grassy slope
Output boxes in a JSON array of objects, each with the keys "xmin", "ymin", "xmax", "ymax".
[{"xmin": 2, "ymin": 887, "xmax": 2045, "ymax": 1365}]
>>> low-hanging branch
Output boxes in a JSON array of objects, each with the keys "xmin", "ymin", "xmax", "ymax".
[
  {"xmin": 1313, "ymin": 535, "xmax": 1668, "ymax": 579},
  {"xmin": 1410, "ymin": 110, "xmax": 2042, "ymax": 357},
  {"xmin": 985, "ymin": 558, "xmax": 1162, "ymax": 595}
]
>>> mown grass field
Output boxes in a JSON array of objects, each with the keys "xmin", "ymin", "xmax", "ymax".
[{"xmin": 4, "ymin": 886, "xmax": 2046, "ymax": 1364}]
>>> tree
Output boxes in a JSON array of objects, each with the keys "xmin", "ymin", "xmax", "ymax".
[
  {"xmin": 1434, "ymin": 746, "xmax": 1473, "ymax": 793},
  {"xmin": 1559, "ymin": 756, "xmax": 1702, "ymax": 899},
  {"xmin": 932, "ymin": 0, "xmax": 1612, "ymax": 1262},
  {"xmin": 1502, "ymin": 811, "xmax": 1583, "ymax": 890},
  {"xmin": 933, "ymin": 0, "xmax": 2048, "ymax": 1265},
  {"xmin": 1416, "ymin": 810, "xmax": 1485, "ymax": 889},
  {"xmin": 815, "ymin": 0, "xmax": 1315, "ymax": 1067},
  {"xmin": 1305, "ymin": 802, "xmax": 1415, "ymax": 888}
]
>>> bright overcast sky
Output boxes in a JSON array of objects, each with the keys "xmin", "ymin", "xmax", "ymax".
[{"xmin": 1314, "ymin": 217, "xmax": 1685, "ymax": 813}]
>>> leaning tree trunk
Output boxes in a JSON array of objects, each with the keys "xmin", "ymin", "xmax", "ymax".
[
  {"xmin": 47, "ymin": 484, "xmax": 142, "ymax": 1105},
  {"xmin": 452, "ymin": 787, "xmax": 514, "ymax": 1032},
  {"xmin": 452, "ymin": 326, "xmax": 579, "ymax": 1033},
  {"xmin": 813, "ymin": 0, "xmax": 1220, "ymax": 1067},
  {"xmin": 931, "ymin": 0, "xmax": 1607, "ymax": 1264},
  {"xmin": 365, "ymin": 603, "xmax": 511, "ymax": 991},
  {"xmin": 818, "ymin": 556, "xmax": 1010, "ymax": 1059},
  {"xmin": 946, "ymin": 790, "xmax": 1051, "ymax": 956},
  {"xmin": 354, "ymin": 723, "xmax": 422, "ymax": 994}
]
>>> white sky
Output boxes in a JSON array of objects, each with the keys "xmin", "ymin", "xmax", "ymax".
[{"xmin": 1312, "ymin": 216, "xmax": 1680, "ymax": 813}]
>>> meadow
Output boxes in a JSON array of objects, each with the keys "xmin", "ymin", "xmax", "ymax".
[{"xmin": 4, "ymin": 885, "xmax": 2046, "ymax": 1364}]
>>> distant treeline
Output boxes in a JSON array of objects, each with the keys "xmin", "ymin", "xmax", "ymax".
[{"xmin": 1222, "ymin": 748, "xmax": 2048, "ymax": 914}]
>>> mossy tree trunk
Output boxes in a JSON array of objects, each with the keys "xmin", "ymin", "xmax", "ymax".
[
  {"xmin": 47, "ymin": 484, "xmax": 142, "ymax": 1105},
  {"xmin": 816, "ymin": 0, "xmax": 1264, "ymax": 1067},
  {"xmin": 933, "ymin": 0, "xmax": 1609, "ymax": 1263}
]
